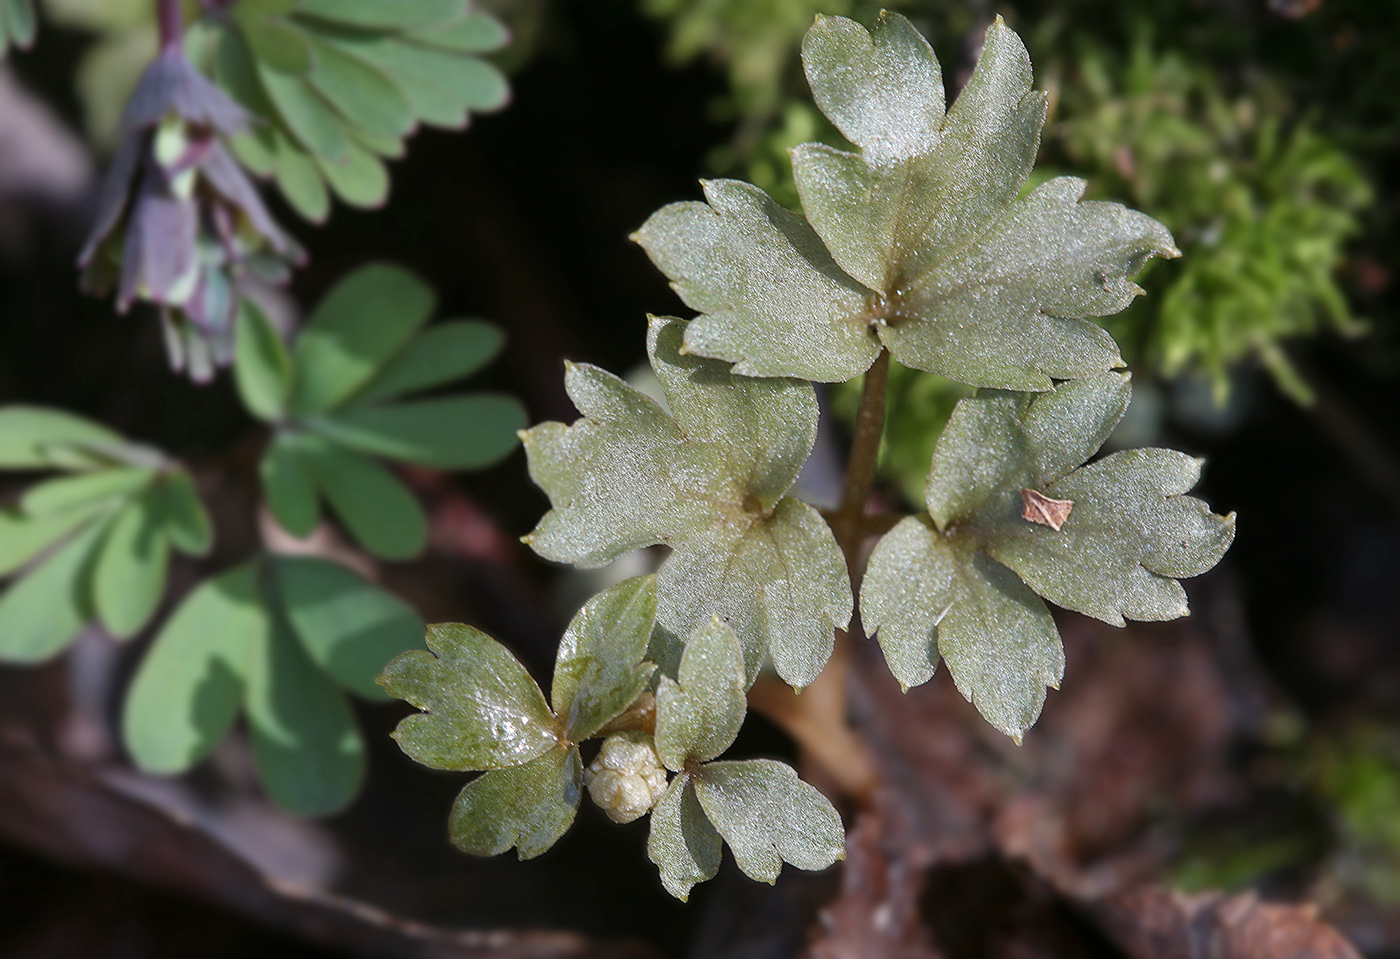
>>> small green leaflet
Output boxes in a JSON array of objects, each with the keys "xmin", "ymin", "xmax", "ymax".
[
  {"xmin": 635, "ymin": 13, "xmax": 1176, "ymax": 390},
  {"xmin": 647, "ymin": 619, "xmax": 844, "ymax": 900},
  {"xmin": 521, "ymin": 316, "xmax": 852, "ymax": 688},
  {"xmin": 235, "ymin": 265, "xmax": 526, "ymax": 559},
  {"xmin": 122, "ymin": 555, "xmax": 424, "ymax": 816},
  {"xmin": 860, "ymin": 372, "xmax": 1235, "ymax": 740},
  {"xmin": 211, "ymin": 0, "xmax": 510, "ymax": 220},
  {"xmin": 0, "ymin": 407, "xmax": 213, "ymax": 656},
  {"xmin": 380, "ymin": 576, "xmax": 658, "ymax": 859}
]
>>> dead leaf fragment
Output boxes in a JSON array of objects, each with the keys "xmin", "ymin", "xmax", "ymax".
[{"xmin": 1020, "ymin": 489, "xmax": 1073, "ymax": 531}]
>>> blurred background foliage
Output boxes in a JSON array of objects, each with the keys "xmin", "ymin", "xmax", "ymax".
[{"xmin": 3, "ymin": 0, "xmax": 1400, "ymax": 954}]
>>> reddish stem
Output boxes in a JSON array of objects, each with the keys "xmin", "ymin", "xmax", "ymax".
[{"xmin": 158, "ymin": 0, "xmax": 183, "ymax": 51}]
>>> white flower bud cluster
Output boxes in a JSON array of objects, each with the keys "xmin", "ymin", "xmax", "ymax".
[{"xmin": 584, "ymin": 732, "xmax": 668, "ymax": 824}]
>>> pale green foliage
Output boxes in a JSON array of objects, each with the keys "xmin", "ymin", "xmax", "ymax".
[
  {"xmin": 861, "ymin": 373, "xmax": 1235, "ymax": 739},
  {"xmin": 636, "ymin": 13, "xmax": 1178, "ymax": 389},
  {"xmin": 383, "ymin": 9, "xmax": 1236, "ymax": 900},
  {"xmin": 380, "ymin": 577, "xmax": 659, "ymax": 859},
  {"xmin": 522, "ymin": 316, "xmax": 852, "ymax": 688},
  {"xmin": 648, "ymin": 619, "xmax": 844, "ymax": 899},
  {"xmin": 0, "ymin": 407, "xmax": 211, "ymax": 656},
  {"xmin": 236, "ymin": 264, "xmax": 525, "ymax": 559},
  {"xmin": 121, "ymin": 555, "xmax": 425, "ymax": 816},
  {"xmin": 206, "ymin": 0, "xmax": 510, "ymax": 220}
]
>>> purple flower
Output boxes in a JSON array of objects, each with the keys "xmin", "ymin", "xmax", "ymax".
[{"xmin": 79, "ymin": 47, "xmax": 301, "ymax": 382}]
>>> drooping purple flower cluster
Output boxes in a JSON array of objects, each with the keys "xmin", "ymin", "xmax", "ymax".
[{"xmin": 79, "ymin": 46, "xmax": 301, "ymax": 381}]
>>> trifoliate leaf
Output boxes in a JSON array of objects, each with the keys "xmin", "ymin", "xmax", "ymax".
[
  {"xmin": 380, "ymin": 622, "xmax": 559, "ymax": 771},
  {"xmin": 550, "ymin": 576, "xmax": 657, "ymax": 742},
  {"xmin": 297, "ymin": 437, "xmax": 427, "ymax": 560},
  {"xmin": 122, "ymin": 561, "xmax": 259, "ymax": 774},
  {"xmin": 634, "ymin": 179, "xmax": 875, "ymax": 383},
  {"xmin": 654, "ymin": 618, "xmax": 747, "ymax": 771},
  {"xmin": 245, "ymin": 607, "xmax": 365, "ymax": 816},
  {"xmin": 0, "ymin": 406, "xmax": 123, "ymax": 470},
  {"xmin": 273, "ymin": 556, "xmax": 423, "ymax": 701},
  {"xmin": 350, "ymin": 320, "xmax": 505, "ymax": 405},
  {"xmin": 235, "ymin": 299, "xmax": 293, "ymax": 422},
  {"xmin": 522, "ymin": 316, "xmax": 851, "ymax": 687},
  {"xmin": 0, "ymin": 519, "xmax": 106, "ymax": 663},
  {"xmin": 647, "ymin": 773, "xmax": 721, "ymax": 901},
  {"xmin": 448, "ymin": 744, "xmax": 582, "ymax": 860},
  {"xmin": 861, "ymin": 372, "xmax": 1235, "ymax": 739},
  {"xmin": 637, "ymin": 13, "xmax": 1176, "ymax": 390},
  {"xmin": 290, "ymin": 263, "xmax": 436, "ymax": 415},
  {"xmin": 692, "ymin": 759, "xmax": 845, "ymax": 884},
  {"xmin": 92, "ymin": 492, "xmax": 169, "ymax": 639}
]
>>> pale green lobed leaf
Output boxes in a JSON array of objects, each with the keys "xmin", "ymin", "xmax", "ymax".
[
  {"xmin": 522, "ymin": 362, "xmax": 717, "ymax": 568},
  {"xmin": 925, "ymin": 373, "xmax": 1130, "ymax": 528},
  {"xmin": 801, "ymin": 11, "xmax": 944, "ymax": 165},
  {"xmin": 693, "ymin": 759, "xmax": 845, "ymax": 884},
  {"xmin": 691, "ymin": 14, "xmax": 1174, "ymax": 392},
  {"xmin": 634, "ymin": 179, "xmax": 878, "ymax": 382},
  {"xmin": 551, "ymin": 575, "xmax": 658, "ymax": 743},
  {"xmin": 647, "ymin": 317, "xmax": 816, "ymax": 510},
  {"xmin": 989, "ymin": 449, "xmax": 1237, "ymax": 626},
  {"xmin": 449, "ymin": 744, "xmax": 582, "ymax": 860},
  {"xmin": 380, "ymin": 622, "xmax": 558, "ymax": 771},
  {"xmin": 654, "ymin": 618, "xmax": 746, "ymax": 771},
  {"xmin": 654, "ymin": 497, "xmax": 851, "ymax": 687},
  {"xmin": 647, "ymin": 773, "xmax": 720, "ymax": 901},
  {"xmin": 524, "ymin": 320, "xmax": 848, "ymax": 686},
  {"xmin": 861, "ymin": 517, "xmax": 1063, "ymax": 740}
]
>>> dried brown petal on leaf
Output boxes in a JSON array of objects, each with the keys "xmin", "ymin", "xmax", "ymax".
[{"xmin": 1020, "ymin": 488, "xmax": 1073, "ymax": 531}]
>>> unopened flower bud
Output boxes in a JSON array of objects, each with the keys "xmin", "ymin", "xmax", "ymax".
[{"xmin": 585, "ymin": 732, "xmax": 668, "ymax": 824}]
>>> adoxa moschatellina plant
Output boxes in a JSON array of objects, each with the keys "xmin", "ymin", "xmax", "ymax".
[{"xmin": 381, "ymin": 11, "xmax": 1236, "ymax": 900}]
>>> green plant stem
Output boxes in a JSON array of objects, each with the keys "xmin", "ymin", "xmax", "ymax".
[
  {"xmin": 750, "ymin": 350, "xmax": 891, "ymax": 804},
  {"xmin": 832, "ymin": 348, "xmax": 891, "ymax": 573}
]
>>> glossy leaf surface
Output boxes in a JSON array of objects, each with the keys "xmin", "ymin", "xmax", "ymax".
[
  {"xmin": 550, "ymin": 576, "xmax": 658, "ymax": 742},
  {"xmin": 381, "ymin": 623, "xmax": 558, "ymax": 771},
  {"xmin": 448, "ymin": 745, "xmax": 583, "ymax": 860}
]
